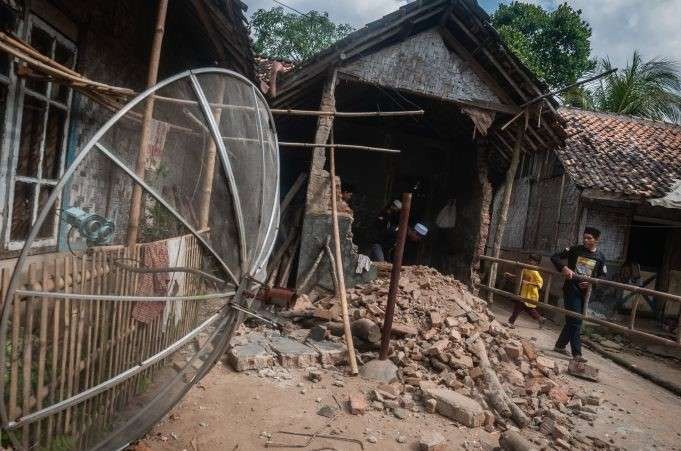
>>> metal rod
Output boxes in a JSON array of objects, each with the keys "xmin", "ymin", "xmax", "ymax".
[
  {"xmin": 279, "ymin": 142, "xmax": 401, "ymax": 153},
  {"xmin": 380, "ymin": 192, "xmax": 412, "ymax": 360},
  {"xmin": 189, "ymin": 74, "xmax": 249, "ymax": 274},
  {"xmin": 14, "ymin": 290, "xmax": 235, "ymax": 302},
  {"xmin": 113, "ymin": 261, "xmax": 226, "ymax": 285},
  {"xmin": 96, "ymin": 143, "xmax": 240, "ymax": 286},
  {"xmin": 6, "ymin": 311, "xmax": 221, "ymax": 429},
  {"xmin": 520, "ymin": 68, "xmax": 617, "ymax": 108}
]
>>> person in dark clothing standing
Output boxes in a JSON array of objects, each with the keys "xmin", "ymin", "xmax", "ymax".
[
  {"xmin": 369, "ymin": 199, "xmax": 402, "ymax": 262},
  {"xmin": 550, "ymin": 227, "xmax": 607, "ymax": 362}
]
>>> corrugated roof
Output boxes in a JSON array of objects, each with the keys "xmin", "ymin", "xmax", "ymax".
[{"xmin": 557, "ymin": 108, "xmax": 681, "ymax": 199}]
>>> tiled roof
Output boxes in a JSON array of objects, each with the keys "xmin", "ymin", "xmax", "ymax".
[{"xmin": 556, "ymin": 108, "xmax": 681, "ymax": 199}]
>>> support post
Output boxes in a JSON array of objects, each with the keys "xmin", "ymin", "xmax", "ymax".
[
  {"xmin": 380, "ymin": 193, "xmax": 412, "ymax": 360},
  {"xmin": 126, "ymin": 0, "xmax": 169, "ymax": 248},
  {"xmin": 197, "ymin": 80, "xmax": 226, "ymax": 229},
  {"xmin": 553, "ymin": 172, "xmax": 566, "ymax": 248},
  {"xmin": 305, "ymin": 71, "xmax": 338, "ymax": 211},
  {"xmin": 329, "ymin": 142, "xmax": 359, "ymax": 375},
  {"xmin": 488, "ymin": 123, "xmax": 525, "ymax": 302}
]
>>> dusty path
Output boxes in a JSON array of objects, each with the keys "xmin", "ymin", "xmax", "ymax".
[
  {"xmin": 139, "ymin": 362, "xmax": 499, "ymax": 450},
  {"xmin": 137, "ymin": 302, "xmax": 681, "ymax": 451},
  {"xmin": 490, "ymin": 301, "xmax": 681, "ymax": 451}
]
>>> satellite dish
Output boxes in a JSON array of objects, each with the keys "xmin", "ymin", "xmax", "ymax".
[{"xmin": 0, "ymin": 68, "xmax": 279, "ymax": 449}]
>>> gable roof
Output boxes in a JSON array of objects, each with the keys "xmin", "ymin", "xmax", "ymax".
[
  {"xmin": 556, "ymin": 108, "xmax": 681, "ymax": 199},
  {"xmin": 270, "ymin": 0, "xmax": 563, "ymax": 155}
]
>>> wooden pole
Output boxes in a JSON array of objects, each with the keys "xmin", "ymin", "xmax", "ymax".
[
  {"xmin": 329, "ymin": 139, "xmax": 359, "ymax": 375},
  {"xmin": 126, "ymin": 0, "xmax": 169, "ymax": 248},
  {"xmin": 380, "ymin": 193, "xmax": 412, "ymax": 360},
  {"xmin": 488, "ymin": 123, "xmax": 525, "ymax": 302},
  {"xmin": 197, "ymin": 80, "xmax": 226, "ymax": 229}
]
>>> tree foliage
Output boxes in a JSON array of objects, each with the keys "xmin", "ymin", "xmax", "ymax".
[
  {"xmin": 583, "ymin": 51, "xmax": 681, "ymax": 122},
  {"xmin": 250, "ymin": 7, "xmax": 354, "ymax": 62},
  {"xmin": 491, "ymin": 2, "xmax": 595, "ymax": 88}
]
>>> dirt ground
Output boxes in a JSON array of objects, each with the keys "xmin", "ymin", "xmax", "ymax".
[{"xmin": 139, "ymin": 301, "xmax": 681, "ymax": 451}]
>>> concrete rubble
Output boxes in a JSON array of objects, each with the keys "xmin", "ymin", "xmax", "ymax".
[{"xmin": 228, "ymin": 265, "xmax": 618, "ymax": 450}]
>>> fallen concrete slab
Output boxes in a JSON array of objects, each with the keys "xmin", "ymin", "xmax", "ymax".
[
  {"xmin": 269, "ymin": 335, "xmax": 320, "ymax": 368},
  {"xmin": 228, "ymin": 342, "xmax": 276, "ymax": 372}
]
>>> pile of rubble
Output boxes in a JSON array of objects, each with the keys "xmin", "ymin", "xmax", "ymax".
[{"xmin": 232, "ymin": 266, "xmax": 615, "ymax": 450}]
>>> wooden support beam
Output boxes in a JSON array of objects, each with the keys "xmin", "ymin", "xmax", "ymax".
[
  {"xmin": 126, "ymin": 0, "xmax": 169, "ymax": 248},
  {"xmin": 487, "ymin": 125, "xmax": 525, "ymax": 302}
]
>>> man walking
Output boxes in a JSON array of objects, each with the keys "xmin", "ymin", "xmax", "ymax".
[{"xmin": 550, "ymin": 227, "xmax": 607, "ymax": 362}]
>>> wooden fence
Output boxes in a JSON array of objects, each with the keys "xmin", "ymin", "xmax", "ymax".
[
  {"xmin": 1, "ymin": 234, "xmax": 210, "ymax": 449},
  {"xmin": 480, "ymin": 255, "xmax": 681, "ymax": 348}
]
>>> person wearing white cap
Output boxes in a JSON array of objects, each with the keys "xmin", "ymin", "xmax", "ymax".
[
  {"xmin": 369, "ymin": 200, "xmax": 403, "ymax": 261},
  {"xmin": 403, "ymin": 222, "xmax": 429, "ymax": 265}
]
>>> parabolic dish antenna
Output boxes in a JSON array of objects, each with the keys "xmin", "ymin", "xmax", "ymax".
[{"xmin": 0, "ymin": 68, "xmax": 279, "ymax": 450}]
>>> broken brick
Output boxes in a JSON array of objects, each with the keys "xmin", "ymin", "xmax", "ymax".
[{"xmin": 348, "ymin": 393, "xmax": 368, "ymax": 415}]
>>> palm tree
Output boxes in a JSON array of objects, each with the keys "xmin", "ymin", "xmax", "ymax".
[{"xmin": 585, "ymin": 50, "xmax": 681, "ymax": 122}]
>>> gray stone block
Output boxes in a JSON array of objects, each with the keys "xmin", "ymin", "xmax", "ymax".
[{"xmin": 269, "ymin": 335, "xmax": 320, "ymax": 368}]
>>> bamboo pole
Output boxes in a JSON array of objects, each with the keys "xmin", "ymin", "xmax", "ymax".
[
  {"xmin": 197, "ymin": 79, "xmax": 226, "ymax": 229},
  {"xmin": 34, "ymin": 263, "xmax": 49, "ymax": 444},
  {"xmin": 21, "ymin": 264, "xmax": 36, "ymax": 448},
  {"xmin": 9, "ymin": 270, "xmax": 20, "ymax": 424},
  {"xmin": 56, "ymin": 258, "xmax": 67, "ymax": 434},
  {"xmin": 279, "ymin": 142, "xmax": 400, "ymax": 154},
  {"xmin": 47, "ymin": 265, "xmax": 58, "ymax": 439},
  {"xmin": 328, "ymin": 141, "xmax": 359, "ymax": 375},
  {"xmin": 487, "ymin": 124, "xmax": 525, "ymax": 303},
  {"xmin": 126, "ymin": 0, "xmax": 169, "ymax": 248}
]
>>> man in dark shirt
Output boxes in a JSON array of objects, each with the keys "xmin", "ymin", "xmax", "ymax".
[
  {"xmin": 369, "ymin": 200, "xmax": 402, "ymax": 262},
  {"xmin": 550, "ymin": 226, "xmax": 607, "ymax": 362}
]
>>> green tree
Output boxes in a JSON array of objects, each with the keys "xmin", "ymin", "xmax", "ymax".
[
  {"xmin": 491, "ymin": 2, "xmax": 595, "ymax": 89},
  {"xmin": 587, "ymin": 51, "xmax": 681, "ymax": 122},
  {"xmin": 250, "ymin": 7, "xmax": 354, "ymax": 62}
]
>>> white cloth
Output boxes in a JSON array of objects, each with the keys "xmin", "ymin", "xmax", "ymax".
[
  {"xmin": 436, "ymin": 200, "xmax": 457, "ymax": 228},
  {"xmin": 163, "ymin": 236, "xmax": 187, "ymax": 331},
  {"xmin": 355, "ymin": 254, "xmax": 371, "ymax": 274}
]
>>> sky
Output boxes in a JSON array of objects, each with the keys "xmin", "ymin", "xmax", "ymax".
[{"xmin": 243, "ymin": 0, "xmax": 681, "ymax": 70}]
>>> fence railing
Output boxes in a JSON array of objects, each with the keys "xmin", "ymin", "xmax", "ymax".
[
  {"xmin": 1, "ymin": 234, "xmax": 211, "ymax": 449},
  {"xmin": 479, "ymin": 255, "xmax": 681, "ymax": 349}
]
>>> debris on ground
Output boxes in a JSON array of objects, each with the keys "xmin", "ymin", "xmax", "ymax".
[{"xmin": 229, "ymin": 265, "xmax": 617, "ymax": 450}]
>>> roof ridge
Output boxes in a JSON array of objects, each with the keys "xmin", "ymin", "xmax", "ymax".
[{"xmin": 560, "ymin": 106, "xmax": 681, "ymax": 131}]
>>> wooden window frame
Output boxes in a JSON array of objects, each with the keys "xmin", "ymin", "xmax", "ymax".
[{"xmin": 4, "ymin": 14, "xmax": 76, "ymax": 251}]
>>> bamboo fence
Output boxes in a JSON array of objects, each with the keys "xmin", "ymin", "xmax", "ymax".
[{"xmin": 2, "ymin": 233, "xmax": 211, "ymax": 449}]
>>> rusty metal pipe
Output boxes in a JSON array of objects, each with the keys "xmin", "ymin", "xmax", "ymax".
[{"xmin": 380, "ymin": 193, "xmax": 412, "ymax": 360}]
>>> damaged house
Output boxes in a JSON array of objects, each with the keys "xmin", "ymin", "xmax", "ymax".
[
  {"xmin": 265, "ymin": 0, "xmax": 563, "ymax": 291},
  {"xmin": 0, "ymin": 0, "xmax": 258, "ymax": 448},
  {"xmin": 489, "ymin": 107, "xmax": 681, "ymax": 326}
]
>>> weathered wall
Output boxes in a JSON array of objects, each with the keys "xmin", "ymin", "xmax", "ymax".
[
  {"xmin": 489, "ymin": 173, "xmax": 582, "ymax": 255},
  {"xmin": 340, "ymin": 29, "xmax": 499, "ymax": 104},
  {"xmin": 578, "ymin": 204, "xmax": 630, "ymax": 261}
]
